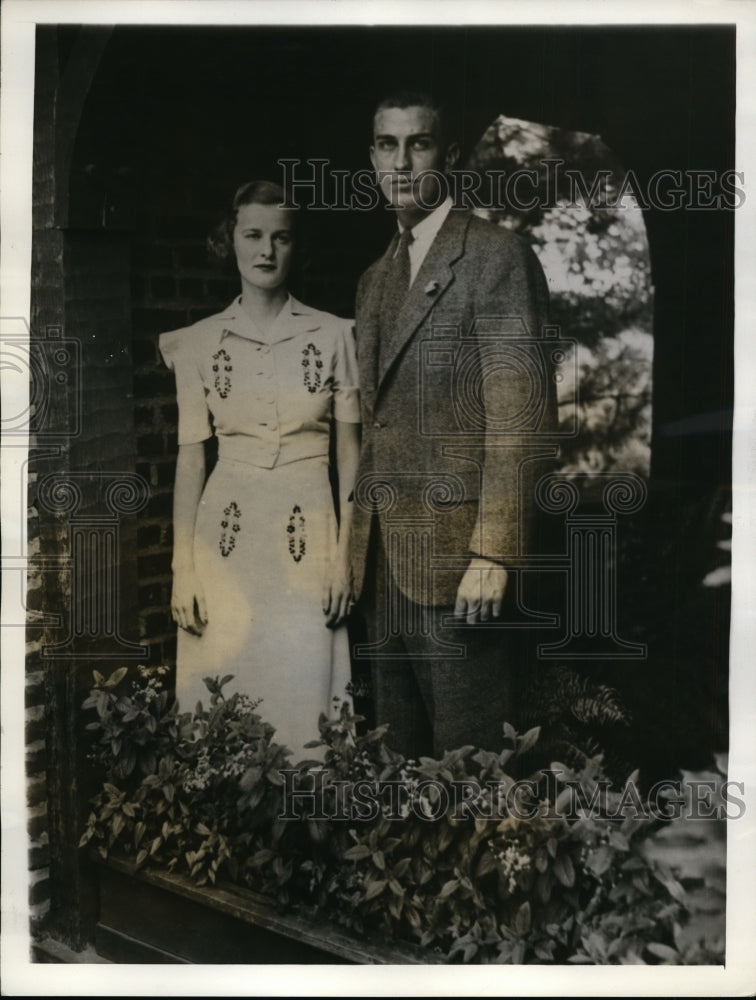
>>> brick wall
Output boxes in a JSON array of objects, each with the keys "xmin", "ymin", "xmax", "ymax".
[
  {"xmin": 26, "ymin": 593, "xmax": 51, "ymax": 927},
  {"xmin": 27, "ymin": 513, "xmax": 51, "ymax": 925},
  {"xmin": 131, "ymin": 195, "xmax": 237, "ymax": 673},
  {"xmin": 27, "ymin": 226, "xmax": 141, "ymax": 945},
  {"xmin": 26, "ymin": 29, "xmax": 62, "ymax": 926}
]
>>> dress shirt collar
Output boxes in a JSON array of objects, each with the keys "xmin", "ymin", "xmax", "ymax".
[
  {"xmin": 398, "ymin": 197, "xmax": 454, "ymax": 284},
  {"xmin": 217, "ymin": 294, "xmax": 321, "ymax": 344}
]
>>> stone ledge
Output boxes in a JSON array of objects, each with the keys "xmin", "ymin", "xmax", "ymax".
[
  {"xmin": 96, "ymin": 856, "xmax": 426, "ymax": 965},
  {"xmin": 32, "ymin": 936, "xmax": 111, "ymax": 964}
]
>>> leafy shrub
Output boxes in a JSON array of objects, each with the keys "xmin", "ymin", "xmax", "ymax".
[
  {"xmin": 80, "ymin": 668, "xmax": 290, "ymax": 887},
  {"xmin": 80, "ymin": 667, "xmax": 724, "ymax": 964},
  {"xmin": 521, "ymin": 664, "xmax": 635, "ymax": 783}
]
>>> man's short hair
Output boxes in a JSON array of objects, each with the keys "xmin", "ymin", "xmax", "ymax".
[{"xmin": 373, "ymin": 90, "xmax": 460, "ymax": 148}]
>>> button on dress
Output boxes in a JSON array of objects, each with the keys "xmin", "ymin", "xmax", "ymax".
[{"xmin": 159, "ymin": 296, "xmax": 360, "ymax": 759}]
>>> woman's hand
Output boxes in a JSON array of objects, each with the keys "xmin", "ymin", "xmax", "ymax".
[
  {"xmin": 322, "ymin": 555, "xmax": 354, "ymax": 628},
  {"xmin": 328, "ymin": 418, "xmax": 359, "ymax": 628},
  {"xmin": 170, "ymin": 444, "xmax": 207, "ymax": 635},
  {"xmin": 171, "ymin": 568, "xmax": 208, "ymax": 635}
]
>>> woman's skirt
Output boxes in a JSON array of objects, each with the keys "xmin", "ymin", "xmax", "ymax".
[{"xmin": 176, "ymin": 454, "xmax": 351, "ymax": 760}]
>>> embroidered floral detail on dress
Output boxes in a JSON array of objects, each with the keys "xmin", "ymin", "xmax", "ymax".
[
  {"xmin": 212, "ymin": 348, "xmax": 233, "ymax": 398},
  {"xmin": 286, "ymin": 504, "xmax": 306, "ymax": 562},
  {"xmin": 301, "ymin": 342, "xmax": 323, "ymax": 394},
  {"xmin": 219, "ymin": 501, "xmax": 241, "ymax": 556}
]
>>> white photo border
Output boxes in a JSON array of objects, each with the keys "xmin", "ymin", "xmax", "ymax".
[{"xmin": 2, "ymin": 1, "xmax": 755, "ymax": 995}]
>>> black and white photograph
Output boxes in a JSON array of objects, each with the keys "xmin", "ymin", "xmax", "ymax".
[{"xmin": 2, "ymin": 0, "xmax": 754, "ymax": 994}]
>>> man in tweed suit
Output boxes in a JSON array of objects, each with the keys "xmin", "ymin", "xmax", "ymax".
[{"xmin": 352, "ymin": 92, "xmax": 557, "ymax": 758}]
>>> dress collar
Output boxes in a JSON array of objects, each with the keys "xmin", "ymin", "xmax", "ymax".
[{"xmin": 217, "ymin": 294, "xmax": 322, "ymax": 344}]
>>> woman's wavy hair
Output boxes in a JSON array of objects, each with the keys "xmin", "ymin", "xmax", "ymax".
[{"xmin": 207, "ymin": 180, "xmax": 306, "ymax": 281}]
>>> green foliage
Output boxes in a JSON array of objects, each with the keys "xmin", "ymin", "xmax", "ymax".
[
  {"xmin": 80, "ymin": 667, "xmax": 291, "ymax": 887},
  {"xmin": 468, "ymin": 116, "xmax": 654, "ymax": 480},
  {"xmin": 81, "ymin": 667, "xmax": 724, "ymax": 964},
  {"xmin": 469, "ymin": 117, "xmax": 654, "ymax": 348},
  {"xmin": 521, "ymin": 665, "xmax": 634, "ymax": 782}
]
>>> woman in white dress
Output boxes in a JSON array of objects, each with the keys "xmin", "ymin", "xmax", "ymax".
[{"xmin": 159, "ymin": 180, "xmax": 360, "ymax": 759}]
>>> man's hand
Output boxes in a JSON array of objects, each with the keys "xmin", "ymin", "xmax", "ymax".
[{"xmin": 454, "ymin": 558, "xmax": 509, "ymax": 624}]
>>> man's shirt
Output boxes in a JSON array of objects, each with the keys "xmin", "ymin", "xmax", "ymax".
[{"xmin": 397, "ymin": 197, "xmax": 454, "ymax": 287}]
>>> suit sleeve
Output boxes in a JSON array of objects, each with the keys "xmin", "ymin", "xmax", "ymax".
[
  {"xmin": 354, "ymin": 269, "xmax": 372, "ymax": 346},
  {"xmin": 466, "ymin": 236, "xmax": 558, "ymax": 563},
  {"xmin": 353, "ymin": 266, "xmax": 379, "ymax": 403}
]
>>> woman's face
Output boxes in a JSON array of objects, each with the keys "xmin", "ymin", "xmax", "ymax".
[{"xmin": 232, "ymin": 202, "xmax": 295, "ymax": 292}]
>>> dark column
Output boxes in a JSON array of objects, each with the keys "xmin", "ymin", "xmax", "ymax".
[{"xmin": 29, "ymin": 25, "xmax": 146, "ymax": 949}]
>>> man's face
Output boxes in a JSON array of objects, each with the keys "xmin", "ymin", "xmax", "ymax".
[{"xmin": 370, "ymin": 105, "xmax": 459, "ymax": 221}]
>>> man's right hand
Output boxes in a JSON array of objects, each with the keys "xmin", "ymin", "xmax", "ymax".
[
  {"xmin": 454, "ymin": 558, "xmax": 509, "ymax": 624},
  {"xmin": 171, "ymin": 569, "xmax": 208, "ymax": 635}
]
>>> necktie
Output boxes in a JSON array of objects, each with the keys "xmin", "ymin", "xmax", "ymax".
[
  {"xmin": 391, "ymin": 225, "xmax": 414, "ymax": 296},
  {"xmin": 378, "ymin": 227, "xmax": 414, "ymax": 370}
]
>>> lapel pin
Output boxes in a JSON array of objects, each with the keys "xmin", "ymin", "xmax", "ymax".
[{"xmin": 424, "ymin": 280, "xmax": 440, "ymax": 296}]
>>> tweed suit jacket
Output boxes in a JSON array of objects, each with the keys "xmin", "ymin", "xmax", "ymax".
[{"xmin": 352, "ymin": 209, "xmax": 557, "ymax": 607}]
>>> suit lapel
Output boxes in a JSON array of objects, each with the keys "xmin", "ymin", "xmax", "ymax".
[{"xmin": 377, "ymin": 210, "xmax": 471, "ymax": 390}]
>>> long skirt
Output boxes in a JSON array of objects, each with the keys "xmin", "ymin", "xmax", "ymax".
[{"xmin": 176, "ymin": 454, "xmax": 351, "ymax": 760}]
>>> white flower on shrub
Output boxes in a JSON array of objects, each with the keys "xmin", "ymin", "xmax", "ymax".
[{"xmin": 490, "ymin": 837, "xmax": 532, "ymax": 894}]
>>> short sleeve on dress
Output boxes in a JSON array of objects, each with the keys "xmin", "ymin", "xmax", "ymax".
[
  {"xmin": 159, "ymin": 328, "xmax": 212, "ymax": 445},
  {"xmin": 332, "ymin": 322, "xmax": 361, "ymax": 423}
]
